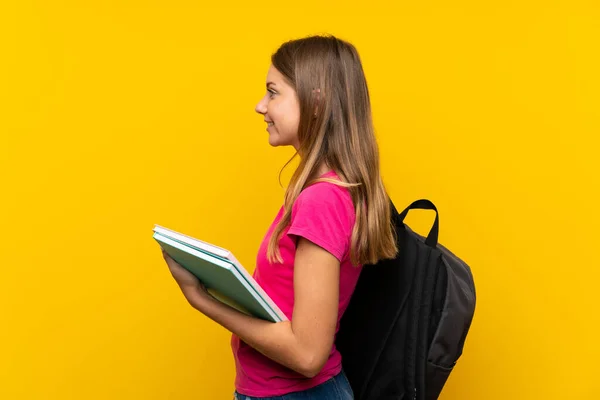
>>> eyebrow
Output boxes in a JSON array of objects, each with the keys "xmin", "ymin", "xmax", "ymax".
[{"xmin": 266, "ymin": 81, "xmax": 277, "ymax": 88}]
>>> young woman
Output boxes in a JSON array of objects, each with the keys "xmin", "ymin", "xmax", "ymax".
[{"xmin": 162, "ymin": 34, "xmax": 398, "ymax": 399}]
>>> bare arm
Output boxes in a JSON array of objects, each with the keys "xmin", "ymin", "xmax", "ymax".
[{"xmin": 184, "ymin": 237, "xmax": 340, "ymax": 378}]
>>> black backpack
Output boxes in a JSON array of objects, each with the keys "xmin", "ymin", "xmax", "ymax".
[{"xmin": 336, "ymin": 199, "xmax": 476, "ymax": 400}]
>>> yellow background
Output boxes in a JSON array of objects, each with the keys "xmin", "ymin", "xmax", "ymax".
[{"xmin": 1, "ymin": 1, "xmax": 598, "ymax": 399}]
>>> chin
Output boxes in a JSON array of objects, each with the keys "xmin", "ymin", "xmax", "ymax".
[
  {"xmin": 268, "ymin": 134, "xmax": 285, "ymax": 147},
  {"xmin": 268, "ymin": 129, "xmax": 297, "ymax": 148}
]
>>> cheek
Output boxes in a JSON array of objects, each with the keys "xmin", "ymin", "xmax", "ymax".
[
  {"xmin": 269, "ymin": 99, "xmax": 300, "ymax": 135},
  {"xmin": 266, "ymin": 102, "xmax": 282, "ymax": 125},
  {"xmin": 280, "ymin": 102, "xmax": 300, "ymax": 130}
]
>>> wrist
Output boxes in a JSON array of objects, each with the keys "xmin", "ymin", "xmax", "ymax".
[{"xmin": 184, "ymin": 285, "xmax": 212, "ymax": 310}]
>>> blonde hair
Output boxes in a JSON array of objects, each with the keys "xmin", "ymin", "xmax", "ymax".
[{"xmin": 266, "ymin": 34, "xmax": 398, "ymax": 266}]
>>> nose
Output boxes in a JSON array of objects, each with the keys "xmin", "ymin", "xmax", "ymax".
[{"xmin": 255, "ymin": 94, "xmax": 268, "ymax": 115}]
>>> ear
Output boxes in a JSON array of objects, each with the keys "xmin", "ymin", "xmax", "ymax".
[{"xmin": 312, "ymin": 88, "xmax": 321, "ymax": 117}]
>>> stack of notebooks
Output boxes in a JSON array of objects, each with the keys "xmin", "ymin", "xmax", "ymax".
[{"xmin": 153, "ymin": 225, "xmax": 287, "ymax": 323}]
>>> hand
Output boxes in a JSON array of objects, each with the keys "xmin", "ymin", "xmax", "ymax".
[{"xmin": 161, "ymin": 248, "xmax": 211, "ymax": 302}]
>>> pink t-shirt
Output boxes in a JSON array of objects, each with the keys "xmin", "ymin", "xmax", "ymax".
[{"xmin": 230, "ymin": 170, "xmax": 363, "ymax": 397}]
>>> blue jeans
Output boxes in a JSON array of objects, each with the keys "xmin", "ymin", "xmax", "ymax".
[{"xmin": 233, "ymin": 370, "xmax": 354, "ymax": 400}]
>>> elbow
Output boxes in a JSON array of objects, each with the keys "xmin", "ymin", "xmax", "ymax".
[
  {"xmin": 299, "ymin": 367, "xmax": 318, "ymax": 379},
  {"xmin": 297, "ymin": 354, "xmax": 327, "ymax": 379}
]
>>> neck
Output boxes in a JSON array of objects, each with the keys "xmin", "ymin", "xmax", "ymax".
[{"xmin": 317, "ymin": 162, "xmax": 331, "ymax": 176}]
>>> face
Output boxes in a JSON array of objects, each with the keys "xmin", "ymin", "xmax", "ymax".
[{"xmin": 255, "ymin": 65, "xmax": 301, "ymax": 150}]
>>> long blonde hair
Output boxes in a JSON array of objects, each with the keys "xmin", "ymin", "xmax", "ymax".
[{"xmin": 266, "ymin": 34, "xmax": 398, "ymax": 266}]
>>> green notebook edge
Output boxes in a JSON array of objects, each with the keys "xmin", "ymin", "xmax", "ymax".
[{"xmin": 153, "ymin": 232, "xmax": 283, "ymax": 323}]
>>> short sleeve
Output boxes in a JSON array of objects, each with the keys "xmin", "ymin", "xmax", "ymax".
[{"xmin": 286, "ymin": 183, "xmax": 354, "ymax": 262}]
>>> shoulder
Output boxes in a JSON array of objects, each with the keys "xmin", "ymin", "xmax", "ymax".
[
  {"xmin": 288, "ymin": 177, "xmax": 355, "ymax": 261},
  {"xmin": 294, "ymin": 178, "xmax": 355, "ymax": 218}
]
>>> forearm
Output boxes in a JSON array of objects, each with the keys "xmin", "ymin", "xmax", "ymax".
[{"xmin": 184, "ymin": 289, "xmax": 320, "ymax": 378}]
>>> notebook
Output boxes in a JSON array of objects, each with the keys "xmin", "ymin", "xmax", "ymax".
[{"xmin": 153, "ymin": 225, "xmax": 287, "ymax": 323}]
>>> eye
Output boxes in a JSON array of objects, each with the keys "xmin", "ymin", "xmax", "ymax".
[{"xmin": 267, "ymin": 89, "xmax": 276, "ymax": 99}]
